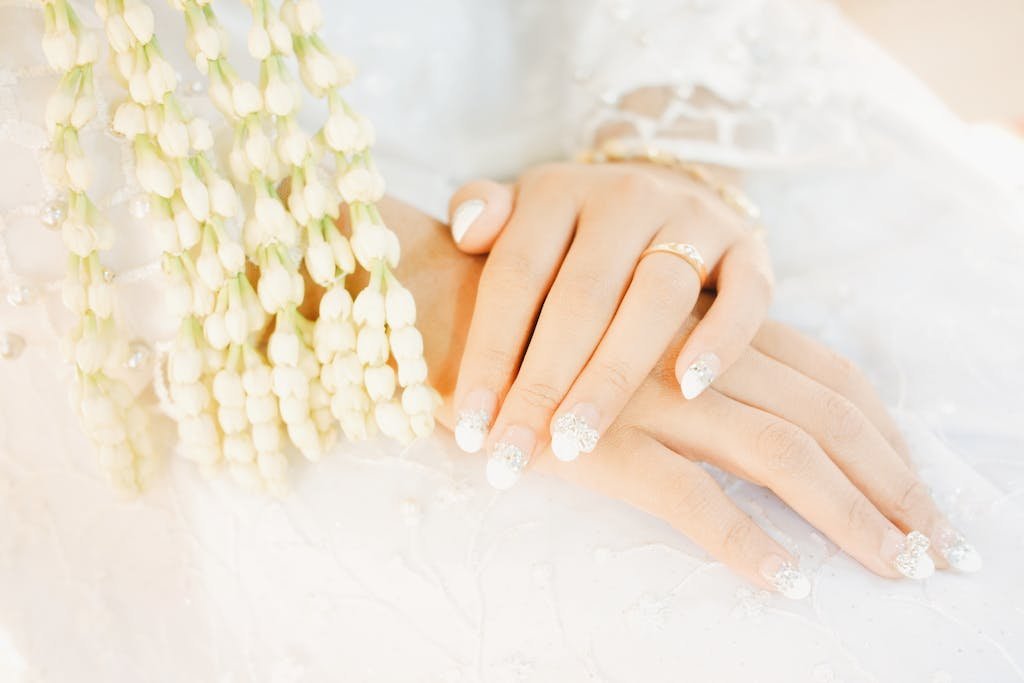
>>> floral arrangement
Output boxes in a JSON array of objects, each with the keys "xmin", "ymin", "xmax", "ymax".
[{"xmin": 39, "ymin": 0, "xmax": 438, "ymax": 494}]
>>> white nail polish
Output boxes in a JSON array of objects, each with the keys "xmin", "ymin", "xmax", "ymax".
[
  {"xmin": 450, "ymin": 199, "xmax": 485, "ymax": 243},
  {"xmin": 680, "ymin": 352, "xmax": 720, "ymax": 400},
  {"xmin": 486, "ymin": 441, "xmax": 528, "ymax": 490},
  {"xmin": 761, "ymin": 556, "xmax": 811, "ymax": 600},
  {"xmin": 550, "ymin": 406, "xmax": 599, "ymax": 462},
  {"xmin": 891, "ymin": 530, "xmax": 935, "ymax": 580},
  {"xmin": 936, "ymin": 527, "xmax": 983, "ymax": 573},
  {"xmin": 454, "ymin": 409, "xmax": 490, "ymax": 454}
]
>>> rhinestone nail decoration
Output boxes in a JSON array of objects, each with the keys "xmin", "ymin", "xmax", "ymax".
[
  {"xmin": 680, "ymin": 352, "xmax": 720, "ymax": 400},
  {"xmin": 894, "ymin": 530, "xmax": 934, "ymax": 579},
  {"xmin": 454, "ymin": 409, "xmax": 490, "ymax": 454},
  {"xmin": 936, "ymin": 528, "xmax": 982, "ymax": 573},
  {"xmin": 551, "ymin": 413, "xmax": 599, "ymax": 462},
  {"xmin": 768, "ymin": 562, "xmax": 811, "ymax": 600},
  {"xmin": 486, "ymin": 441, "xmax": 528, "ymax": 490},
  {"xmin": 0, "ymin": 332, "xmax": 25, "ymax": 360}
]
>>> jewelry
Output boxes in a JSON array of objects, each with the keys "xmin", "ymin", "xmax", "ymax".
[
  {"xmin": 639, "ymin": 242, "xmax": 708, "ymax": 286},
  {"xmin": 579, "ymin": 138, "xmax": 762, "ymax": 224}
]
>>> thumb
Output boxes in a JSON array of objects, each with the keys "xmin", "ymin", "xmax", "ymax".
[{"xmin": 447, "ymin": 179, "xmax": 514, "ymax": 254}]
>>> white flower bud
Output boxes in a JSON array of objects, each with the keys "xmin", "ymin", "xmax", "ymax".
[
  {"xmin": 136, "ymin": 142, "xmax": 175, "ymax": 198},
  {"xmin": 218, "ymin": 240, "xmax": 246, "ymax": 274},
  {"xmin": 112, "ymin": 102, "xmax": 146, "ymax": 138},
  {"xmin": 224, "ymin": 433, "xmax": 256, "ymax": 463},
  {"xmin": 213, "ymin": 370, "xmax": 246, "ymax": 408},
  {"xmin": 193, "ymin": 23, "xmax": 222, "ymax": 60},
  {"xmin": 42, "ymin": 31, "xmax": 77, "ymax": 71},
  {"xmin": 296, "ymin": 0, "xmax": 323, "ymax": 33},
  {"xmin": 277, "ymin": 125, "xmax": 309, "ymax": 166},
  {"xmin": 410, "ymin": 413, "xmax": 435, "ymax": 438},
  {"xmin": 306, "ymin": 239, "xmax": 336, "ymax": 285},
  {"xmin": 353, "ymin": 288, "xmax": 385, "ymax": 327},
  {"xmin": 325, "ymin": 227, "xmax": 355, "ymax": 274},
  {"xmin": 175, "ymin": 204, "xmax": 201, "ymax": 249},
  {"xmin": 245, "ymin": 392, "xmax": 278, "ymax": 423},
  {"xmin": 203, "ymin": 311, "xmax": 229, "ymax": 349},
  {"xmin": 257, "ymin": 450, "xmax": 288, "ymax": 480},
  {"xmin": 356, "ymin": 326, "xmax": 388, "ymax": 366},
  {"xmin": 166, "ymin": 281, "xmax": 192, "ymax": 318},
  {"xmin": 181, "ymin": 168, "xmax": 211, "ymax": 222},
  {"xmin": 385, "ymin": 284, "xmax": 416, "ymax": 327},
  {"xmin": 332, "ymin": 352, "xmax": 363, "ymax": 385},
  {"xmin": 98, "ymin": 442, "xmax": 134, "ymax": 467},
  {"xmin": 337, "ymin": 167, "xmax": 385, "ymax": 204},
  {"xmin": 288, "ymin": 419, "xmax": 321, "ymax": 459},
  {"xmin": 69, "ymin": 93, "xmax": 97, "ymax": 130},
  {"xmin": 279, "ymin": 395, "xmax": 307, "ymax": 423},
  {"xmin": 225, "ymin": 306, "xmax": 249, "ymax": 345},
  {"xmin": 187, "ymin": 118, "xmax": 214, "ymax": 152},
  {"xmin": 209, "ymin": 176, "xmax": 239, "ymax": 218},
  {"xmin": 232, "ymin": 81, "xmax": 262, "ymax": 117},
  {"xmin": 247, "ymin": 26, "xmax": 272, "ymax": 60},
  {"xmin": 374, "ymin": 400, "xmax": 412, "ymax": 442},
  {"xmin": 267, "ymin": 21, "xmax": 292, "ymax": 54},
  {"xmin": 62, "ymin": 276, "xmax": 87, "ymax": 314},
  {"xmin": 75, "ymin": 31, "xmax": 99, "ymax": 65},
  {"xmin": 196, "ymin": 248, "xmax": 225, "ymax": 291},
  {"xmin": 208, "ymin": 81, "xmax": 233, "ymax": 116},
  {"xmin": 192, "ymin": 282, "xmax": 215, "ymax": 316},
  {"xmin": 171, "ymin": 381, "xmax": 210, "ymax": 416},
  {"xmin": 401, "ymin": 383, "xmax": 436, "ymax": 416},
  {"xmin": 122, "ymin": 0, "xmax": 155, "ymax": 43},
  {"xmin": 243, "ymin": 364, "xmax": 273, "ymax": 395},
  {"xmin": 272, "ymin": 365, "xmax": 308, "ymax": 398},
  {"xmin": 389, "ymin": 326, "xmax": 423, "ymax": 359},
  {"xmin": 350, "ymin": 224, "xmax": 398, "ymax": 269},
  {"xmin": 104, "ymin": 15, "xmax": 134, "ymax": 54},
  {"xmin": 146, "ymin": 58, "xmax": 177, "ymax": 100},
  {"xmin": 364, "ymin": 364, "xmax": 396, "ymax": 402},
  {"xmin": 62, "ymin": 218, "xmax": 96, "ymax": 257},
  {"xmin": 264, "ymin": 78, "xmax": 295, "ymax": 117},
  {"xmin": 319, "ymin": 285, "xmax": 352, "ymax": 320},
  {"xmin": 397, "ymin": 356, "xmax": 428, "ymax": 386},
  {"xmin": 252, "ymin": 421, "xmax": 282, "ymax": 452},
  {"xmin": 87, "ymin": 282, "xmax": 114, "ymax": 319},
  {"xmin": 218, "ymin": 406, "xmax": 248, "ymax": 434},
  {"xmin": 324, "ymin": 111, "xmax": 359, "ymax": 153},
  {"xmin": 114, "ymin": 50, "xmax": 135, "ymax": 80},
  {"xmin": 154, "ymin": 215, "xmax": 181, "ymax": 253},
  {"xmin": 66, "ymin": 155, "xmax": 91, "ymax": 191},
  {"xmin": 157, "ymin": 118, "xmax": 189, "ymax": 158},
  {"xmin": 268, "ymin": 330, "xmax": 300, "ymax": 366},
  {"xmin": 244, "ymin": 128, "xmax": 272, "ymax": 172}
]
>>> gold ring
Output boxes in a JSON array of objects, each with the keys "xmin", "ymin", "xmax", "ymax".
[{"xmin": 639, "ymin": 242, "xmax": 708, "ymax": 286}]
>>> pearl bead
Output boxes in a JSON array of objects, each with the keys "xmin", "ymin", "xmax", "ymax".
[
  {"xmin": 189, "ymin": 80, "xmax": 204, "ymax": 94},
  {"xmin": 125, "ymin": 340, "xmax": 152, "ymax": 370},
  {"xmin": 40, "ymin": 199, "xmax": 67, "ymax": 230},
  {"xmin": 0, "ymin": 332, "xmax": 25, "ymax": 360},
  {"xmin": 5, "ymin": 286, "xmax": 33, "ymax": 307}
]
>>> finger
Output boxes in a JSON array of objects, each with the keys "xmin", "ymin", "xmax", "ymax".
[
  {"xmin": 715, "ymin": 348, "xmax": 982, "ymax": 573},
  {"xmin": 649, "ymin": 388, "xmax": 934, "ymax": 581},
  {"xmin": 752, "ymin": 321, "xmax": 913, "ymax": 465},
  {"xmin": 451, "ymin": 184, "xmax": 578, "ymax": 456},
  {"xmin": 549, "ymin": 222, "xmax": 730, "ymax": 463},
  {"xmin": 554, "ymin": 429, "xmax": 812, "ymax": 599},
  {"xmin": 447, "ymin": 179, "xmax": 515, "ymax": 254},
  {"xmin": 674, "ymin": 231, "xmax": 773, "ymax": 399},
  {"xmin": 484, "ymin": 193, "xmax": 663, "ymax": 485}
]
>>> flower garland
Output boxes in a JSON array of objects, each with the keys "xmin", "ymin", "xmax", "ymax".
[
  {"xmin": 41, "ymin": 0, "xmax": 156, "ymax": 493},
  {"xmin": 40, "ymin": 0, "xmax": 438, "ymax": 494}
]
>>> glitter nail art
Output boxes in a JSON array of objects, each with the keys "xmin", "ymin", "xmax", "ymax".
[
  {"xmin": 936, "ymin": 527, "xmax": 982, "ymax": 573},
  {"xmin": 893, "ymin": 530, "xmax": 934, "ymax": 579},
  {"xmin": 550, "ymin": 412, "xmax": 599, "ymax": 462},
  {"xmin": 454, "ymin": 409, "xmax": 490, "ymax": 453}
]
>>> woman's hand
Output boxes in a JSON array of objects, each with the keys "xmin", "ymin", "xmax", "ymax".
[
  {"xmin": 444, "ymin": 161, "xmax": 772, "ymax": 488},
  {"xmin": 380, "ymin": 196, "xmax": 980, "ymax": 598}
]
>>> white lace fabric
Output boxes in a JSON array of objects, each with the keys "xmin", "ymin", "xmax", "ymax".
[{"xmin": 1, "ymin": 0, "xmax": 1024, "ymax": 681}]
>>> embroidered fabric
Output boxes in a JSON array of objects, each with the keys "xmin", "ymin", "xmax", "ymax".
[{"xmin": 1, "ymin": 0, "xmax": 1023, "ymax": 681}]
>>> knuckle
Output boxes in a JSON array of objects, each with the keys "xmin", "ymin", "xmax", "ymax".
[
  {"xmin": 826, "ymin": 350, "xmax": 866, "ymax": 396},
  {"xmin": 821, "ymin": 393, "xmax": 865, "ymax": 446},
  {"xmin": 560, "ymin": 267, "xmax": 611, "ymax": 309},
  {"xmin": 523, "ymin": 162, "xmax": 575, "ymax": 190},
  {"xmin": 663, "ymin": 470, "xmax": 718, "ymax": 522},
  {"xmin": 893, "ymin": 479, "xmax": 931, "ymax": 518},
  {"xmin": 513, "ymin": 380, "xmax": 563, "ymax": 413},
  {"xmin": 477, "ymin": 345, "xmax": 520, "ymax": 376},
  {"xmin": 846, "ymin": 495, "xmax": 875, "ymax": 534},
  {"xmin": 484, "ymin": 250, "xmax": 547, "ymax": 291},
  {"xmin": 594, "ymin": 356, "xmax": 635, "ymax": 396},
  {"xmin": 757, "ymin": 421, "xmax": 816, "ymax": 478},
  {"xmin": 748, "ymin": 262, "xmax": 775, "ymax": 299},
  {"xmin": 720, "ymin": 517, "xmax": 758, "ymax": 558},
  {"xmin": 611, "ymin": 172, "xmax": 658, "ymax": 202}
]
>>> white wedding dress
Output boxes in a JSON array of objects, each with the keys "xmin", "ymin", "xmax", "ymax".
[{"xmin": 1, "ymin": 0, "xmax": 1023, "ymax": 681}]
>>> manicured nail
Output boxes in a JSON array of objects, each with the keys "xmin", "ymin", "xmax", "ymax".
[
  {"xmin": 883, "ymin": 529, "xmax": 935, "ymax": 579},
  {"xmin": 453, "ymin": 388, "xmax": 496, "ymax": 454},
  {"xmin": 759, "ymin": 555, "xmax": 811, "ymax": 600},
  {"xmin": 486, "ymin": 425, "xmax": 534, "ymax": 490},
  {"xmin": 550, "ymin": 403, "xmax": 600, "ymax": 462},
  {"xmin": 935, "ymin": 526, "xmax": 982, "ymax": 573},
  {"xmin": 450, "ymin": 199, "xmax": 485, "ymax": 243},
  {"xmin": 680, "ymin": 351, "xmax": 720, "ymax": 400}
]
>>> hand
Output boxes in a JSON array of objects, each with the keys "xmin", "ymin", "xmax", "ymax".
[
  {"xmin": 444, "ymin": 161, "xmax": 772, "ymax": 488},
  {"xmin": 380, "ymin": 197, "xmax": 980, "ymax": 597}
]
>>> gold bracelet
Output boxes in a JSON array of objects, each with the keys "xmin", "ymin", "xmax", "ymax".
[{"xmin": 577, "ymin": 139, "xmax": 762, "ymax": 225}]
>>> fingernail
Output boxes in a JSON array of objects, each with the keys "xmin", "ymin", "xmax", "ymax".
[
  {"xmin": 883, "ymin": 529, "xmax": 935, "ymax": 580},
  {"xmin": 450, "ymin": 199, "xmax": 486, "ymax": 243},
  {"xmin": 935, "ymin": 526, "xmax": 982, "ymax": 573},
  {"xmin": 486, "ymin": 425, "xmax": 534, "ymax": 490},
  {"xmin": 679, "ymin": 351, "xmax": 720, "ymax": 400},
  {"xmin": 759, "ymin": 555, "xmax": 811, "ymax": 600},
  {"xmin": 550, "ymin": 403, "xmax": 600, "ymax": 462},
  {"xmin": 454, "ymin": 388, "xmax": 496, "ymax": 454}
]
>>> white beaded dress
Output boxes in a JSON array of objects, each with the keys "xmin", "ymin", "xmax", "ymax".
[{"xmin": 1, "ymin": 0, "xmax": 1023, "ymax": 681}]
